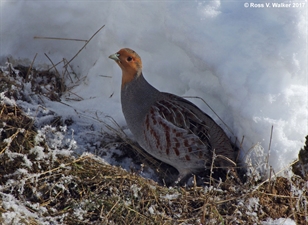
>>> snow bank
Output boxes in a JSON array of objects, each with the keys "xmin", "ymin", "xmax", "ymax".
[{"xmin": 0, "ymin": 1, "xmax": 306, "ymax": 172}]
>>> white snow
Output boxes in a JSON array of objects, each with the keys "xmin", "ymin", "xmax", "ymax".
[
  {"xmin": 3, "ymin": 1, "xmax": 306, "ymax": 173},
  {"xmin": 262, "ymin": 218, "xmax": 297, "ymax": 225},
  {"xmin": 1, "ymin": 1, "xmax": 306, "ymax": 173},
  {"xmin": 0, "ymin": 91, "xmax": 16, "ymax": 106},
  {"xmin": 1, "ymin": 193, "xmax": 38, "ymax": 224},
  {"xmin": 0, "ymin": 1, "xmax": 307, "ymax": 223},
  {"xmin": 160, "ymin": 193, "xmax": 180, "ymax": 200},
  {"xmin": 148, "ymin": 205, "xmax": 155, "ymax": 215},
  {"xmin": 1, "ymin": 193, "xmax": 65, "ymax": 225}
]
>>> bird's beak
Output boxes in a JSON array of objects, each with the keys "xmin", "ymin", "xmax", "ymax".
[{"xmin": 109, "ymin": 53, "xmax": 120, "ymax": 61}]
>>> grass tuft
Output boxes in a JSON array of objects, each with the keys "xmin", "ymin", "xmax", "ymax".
[{"xmin": 0, "ymin": 58, "xmax": 307, "ymax": 225}]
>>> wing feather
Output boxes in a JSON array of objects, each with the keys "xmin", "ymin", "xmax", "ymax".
[{"xmin": 142, "ymin": 96, "xmax": 213, "ymax": 169}]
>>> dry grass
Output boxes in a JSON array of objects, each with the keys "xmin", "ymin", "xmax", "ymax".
[{"xmin": 0, "ymin": 61, "xmax": 307, "ymax": 224}]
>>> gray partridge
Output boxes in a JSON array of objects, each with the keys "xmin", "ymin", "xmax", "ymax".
[{"xmin": 109, "ymin": 48, "xmax": 237, "ymax": 181}]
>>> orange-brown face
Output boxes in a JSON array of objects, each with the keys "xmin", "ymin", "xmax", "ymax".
[{"xmin": 109, "ymin": 48, "xmax": 142, "ymax": 87}]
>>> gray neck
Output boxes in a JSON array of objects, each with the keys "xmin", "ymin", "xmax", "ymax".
[{"xmin": 121, "ymin": 74, "xmax": 160, "ymax": 138}]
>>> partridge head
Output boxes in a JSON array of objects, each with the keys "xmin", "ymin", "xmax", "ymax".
[{"xmin": 109, "ymin": 48, "xmax": 237, "ymax": 182}]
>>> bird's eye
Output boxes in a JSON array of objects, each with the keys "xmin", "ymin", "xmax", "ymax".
[{"xmin": 127, "ymin": 56, "xmax": 133, "ymax": 61}]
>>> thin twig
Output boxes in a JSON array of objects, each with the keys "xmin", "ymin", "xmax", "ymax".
[
  {"xmin": 47, "ymin": 60, "xmax": 63, "ymax": 72},
  {"xmin": 252, "ymin": 159, "xmax": 299, "ymax": 193},
  {"xmin": 235, "ymin": 136, "xmax": 245, "ymax": 162},
  {"xmin": 183, "ymin": 96, "xmax": 235, "ymax": 139},
  {"xmin": 64, "ymin": 24, "xmax": 105, "ymax": 68},
  {"xmin": 209, "ymin": 148, "xmax": 216, "ymax": 186},
  {"xmin": 105, "ymin": 198, "xmax": 121, "ymax": 220},
  {"xmin": 266, "ymin": 125, "xmax": 274, "ymax": 167},
  {"xmin": 0, "ymin": 128, "xmax": 21, "ymax": 154},
  {"xmin": 26, "ymin": 53, "xmax": 37, "ymax": 82},
  {"xmin": 27, "ymin": 155, "xmax": 91, "ymax": 180},
  {"xmin": 44, "ymin": 53, "xmax": 61, "ymax": 78},
  {"xmin": 216, "ymin": 154, "xmax": 237, "ymax": 167},
  {"xmin": 99, "ymin": 75, "xmax": 112, "ymax": 78},
  {"xmin": 34, "ymin": 36, "xmax": 88, "ymax": 42},
  {"xmin": 66, "ymin": 90, "xmax": 84, "ymax": 101},
  {"xmin": 62, "ymin": 58, "xmax": 74, "ymax": 83},
  {"xmin": 240, "ymin": 136, "xmax": 245, "ymax": 149},
  {"xmin": 44, "ymin": 53, "xmax": 66, "ymax": 94}
]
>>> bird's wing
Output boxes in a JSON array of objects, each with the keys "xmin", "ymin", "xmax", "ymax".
[
  {"xmin": 142, "ymin": 94, "xmax": 212, "ymax": 164},
  {"xmin": 163, "ymin": 93, "xmax": 236, "ymax": 167}
]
